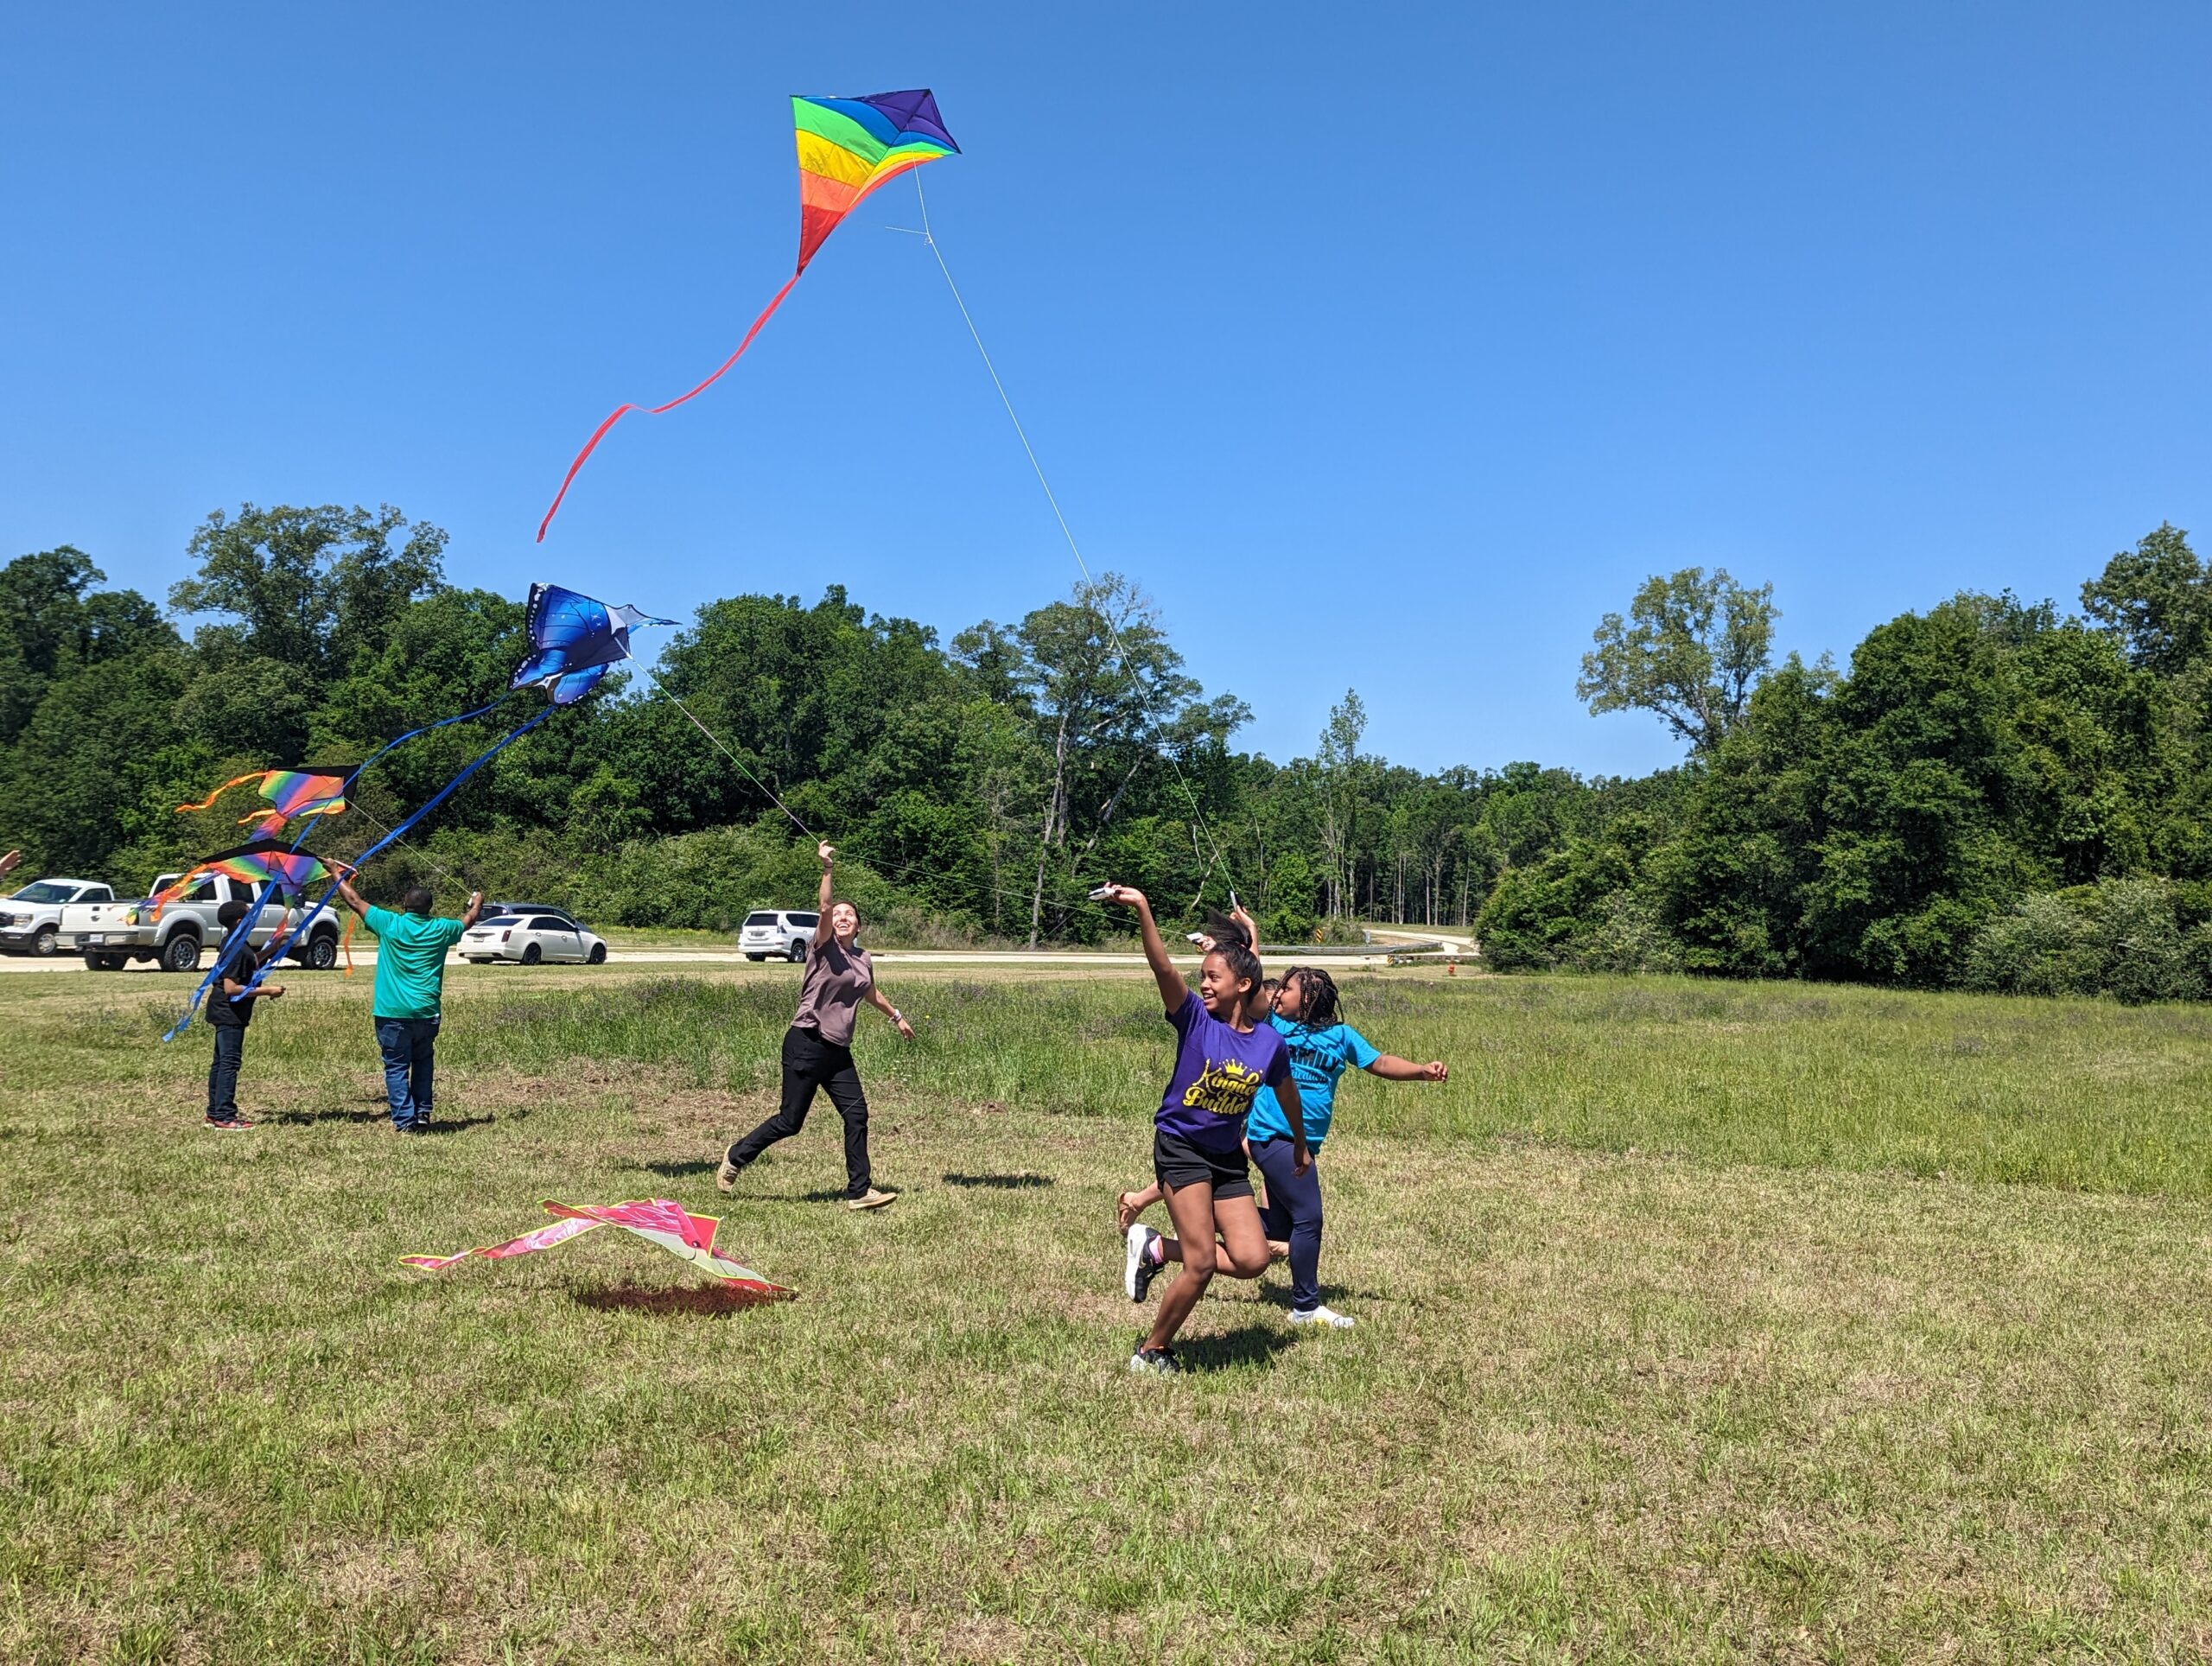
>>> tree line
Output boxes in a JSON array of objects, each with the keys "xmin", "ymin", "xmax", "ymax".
[
  {"xmin": 1490, "ymin": 525, "xmax": 2212, "ymax": 1002},
  {"xmin": 0, "ymin": 504, "xmax": 1566, "ymax": 945},
  {"xmin": 6, "ymin": 505, "xmax": 2209, "ymax": 998}
]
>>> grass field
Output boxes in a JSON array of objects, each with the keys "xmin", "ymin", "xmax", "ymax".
[{"xmin": 5, "ymin": 964, "xmax": 2212, "ymax": 1662}]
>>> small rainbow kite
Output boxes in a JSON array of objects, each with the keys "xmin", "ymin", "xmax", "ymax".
[
  {"xmin": 178, "ymin": 767, "xmax": 352, "ymax": 836},
  {"xmin": 536, "ymin": 90, "xmax": 959, "ymax": 540},
  {"xmin": 402, "ymin": 1199, "xmax": 793, "ymax": 1300},
  {"xmin": 151, "ymin": 840, "xmax": 351, "ymax": 913}
]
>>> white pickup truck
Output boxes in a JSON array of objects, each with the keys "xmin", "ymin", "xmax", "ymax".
[
  {"xmin": 0, "ymin": 877, "xmax": 116, "ymax": 957},
  {"xmin": 61, "ymin": 872, "xmax": 345, "ymax": 974}
]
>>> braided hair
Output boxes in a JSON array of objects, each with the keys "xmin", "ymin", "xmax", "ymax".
[{"xmin": 1280, "ymin": 964, "xmax": 1341, "ymax": 1031}]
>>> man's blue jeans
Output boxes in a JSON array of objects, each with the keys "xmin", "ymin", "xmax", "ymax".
[{"xmin": 375, "ymin": 1016, "xmax": 440, "ymax": 1129}]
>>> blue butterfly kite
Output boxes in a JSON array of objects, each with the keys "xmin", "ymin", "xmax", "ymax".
[
  {"xmin": 225, "ymin": 584, "xmax": 676, "ymax": 1007},
  {"xmin": 512, "ymin": 583, "xmax": 677, "ymax": 705}
]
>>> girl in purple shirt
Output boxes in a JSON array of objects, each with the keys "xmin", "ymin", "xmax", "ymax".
[{"xmin": 1099, "ymin": 885, "xmax": 1308, "ymax": 1375}]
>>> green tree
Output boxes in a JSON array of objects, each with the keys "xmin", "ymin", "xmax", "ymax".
[
  {"xmin": 2081, "ymin": 522, "xmax": 2209, "ymax": 676},
  {"xmin": 1579, "ymin": 568, "xmax": 1778, "ymax": 753},
  {"xmin": 169, "ymin": 503, "xmax": 447, "ymax": 679},
  {"xmin": 984, "ymin": 575, "xmax": 1207, "ymax": 945},
  {"xmin": 1314, "ymin": 690, "xmax": 1367, "ymax": 918},
  {"xmin": 0, "ymin": 548, "xmax": 169, "ymax": 746}
]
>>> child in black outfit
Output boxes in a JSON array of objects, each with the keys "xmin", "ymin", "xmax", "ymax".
[{"xmin": 206, "ymin": 900, "xmax": 284, "ymax": 1130}]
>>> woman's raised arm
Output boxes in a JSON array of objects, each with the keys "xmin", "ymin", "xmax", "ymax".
[{"xmin": 813, "ymin": 842, "xmax": 836, "ymax": 943}]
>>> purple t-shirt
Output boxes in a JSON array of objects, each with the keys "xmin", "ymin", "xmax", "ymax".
[{"xmin": 1155, "ymin": 989, "xmax": 1291, "ymax": 1153}]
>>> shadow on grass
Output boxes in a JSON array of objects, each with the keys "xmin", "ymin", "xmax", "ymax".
[
  {"xmin": 1172, "ymin": 1323, "xmax": 1300, "ymax": 1372},
  {"xmin": 1253, "ymin": 1282, "xmax": 1387, "ymax": 1310},
  {"xmin": 943, "ymin": 1172, "xmax": 1054, "ymax": 1189},
  {"xmin": 644, "ymin": 1159, "xmax": 718, "ymax": 1179},
  {"xmin": 569, "ymin": 1280, "xmax": 794, "ymax": 1318},
  {"xmin": 262, "ymin": 1107, "xmax": 503, "ymax": 1133}
]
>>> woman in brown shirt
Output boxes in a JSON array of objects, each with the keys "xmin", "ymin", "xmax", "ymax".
[{"xmin": 717, "ymin": 842, "xmax": 914, "ymax": 1209}]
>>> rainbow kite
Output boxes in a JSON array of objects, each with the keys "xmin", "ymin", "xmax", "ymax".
[
  {"xmin": 151, "ymin": 840, "xmax": 350, "ymax": 912},
  {"xmin": 402, "ymin": 1199, "xmax": 793, "ymax": 1300},
  {"xmin": 536, "ymin": 89, "xmax": 959, "ymax": 541},
  {"xmin": 151, "ymin": 839, "xmax": 359, "ymax": 968},
  {"xmin": 179, "ymin": 767, "xmax": 351, "ymax": 836}
]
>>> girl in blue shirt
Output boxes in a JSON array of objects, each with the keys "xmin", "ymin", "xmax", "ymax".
[{"xmin": 1119, "ymin": 956, "xmax": 1447, "ymax": 1328}]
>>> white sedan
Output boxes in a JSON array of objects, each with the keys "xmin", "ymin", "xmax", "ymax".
[{"xmin": 460, "ymin": 910, "xmax": 607, "ymax": 966}]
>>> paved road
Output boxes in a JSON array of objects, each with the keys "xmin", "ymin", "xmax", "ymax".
[{"xmin": 0, "ymin": 940, "xmax": 1456, "ymax": 976}]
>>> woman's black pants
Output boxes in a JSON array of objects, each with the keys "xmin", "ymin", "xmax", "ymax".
[{"xmin": 727, "ymin": 1025, "xmax": 874, "ymax": 1199}]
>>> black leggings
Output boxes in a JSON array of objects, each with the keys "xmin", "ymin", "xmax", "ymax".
[
  {"xmin": 1252, "ymin": 1136, "xmax": 1324, "ymax": 1314},
  {"xmin": 727, "ymin": 1025, "xmax": 874, "ymax": 1199}
]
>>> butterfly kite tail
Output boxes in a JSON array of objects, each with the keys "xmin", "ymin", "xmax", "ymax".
[
  {"xmin": 238, "ymin": 705, "xmax": 557, "ymax": 1000},
  {"xmin": 534, "ymin": 272, "xmax": 803, "ymax": 542},
  {"xmin": 161, "ymin": 872, "xmax": 277, "ymax": 1042}
]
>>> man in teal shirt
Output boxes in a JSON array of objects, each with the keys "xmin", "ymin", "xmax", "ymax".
[{"xmin": 335, "ymin": 878, "xmax": 482, "ymax": 1133}]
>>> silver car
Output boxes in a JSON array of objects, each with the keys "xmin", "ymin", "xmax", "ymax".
[{"xmin": 739, "ymin": 910, "xmax": 818, "ymax": 963}]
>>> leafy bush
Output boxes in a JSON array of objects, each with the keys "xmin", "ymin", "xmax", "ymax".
[
  {"xmin": 593, "ymin": 821, "xmax": 899, "ymax": 933},
  {"xmin": 1961, "ymin": 879, "xmax": 2204, "ymax": 1004},
  {"xmin": 1959, "ymin": 893, "xmax": 2100, "ymax": 996},
  {"xmin": 1572, "ymin": 891, "xmax": 1685, "ymax": 975},
  {"xmin": 2087, "ymin": 879, "xmax": 2202, "ymax": 1005}
]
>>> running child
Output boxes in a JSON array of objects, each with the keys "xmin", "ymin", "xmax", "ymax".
[
  {"xmin": 1103, "ymin": 886, "xmax": 1307, "ymax": 1376},
  {"xmin": 1118, "ymin": 963, "xmax": 1447, "ymax": 1327}
]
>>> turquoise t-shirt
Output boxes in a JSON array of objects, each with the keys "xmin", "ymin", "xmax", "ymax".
[
  {"xmin": 1245, "ymin": 1015, "xmax": 1379, "ymax": 1150},
  {"xmin": 362, "ymin": 906, "xmax": 467, "ymax": 1020}
]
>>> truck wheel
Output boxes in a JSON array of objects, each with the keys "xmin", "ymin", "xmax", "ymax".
[
  {"xmin": 521, "ymin": 943, "xmax": 543, "ymax": 966},
  {"xmin": 84, "ymin": 951, "xmax": 125, "ymax": 972},
  {"xmin": 162, "ymin": 933, "xmax": 202, "ymax": 973},
  {"xmin": 31, "ymin": 925, "xmax": 57, "ymax": 957},
  {"xmin": 301, "ymin": 933, "xmax": 339, "ymax": 971},
  {"xmin": 745, "ymin": 953, "xmax": 766, "ymax": 963},
  {"xmin": 787, "ymin": 940, "xmax": 808, "ymax": 963}
]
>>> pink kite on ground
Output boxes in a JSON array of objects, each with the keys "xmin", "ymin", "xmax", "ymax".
[{"xmin": 402, "ymin": 1199, "xmax": 792, "ymax": 1299}]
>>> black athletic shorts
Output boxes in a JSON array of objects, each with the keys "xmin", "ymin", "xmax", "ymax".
[{"xmin": 1154, "ymin": 1129, "xmax": 1253, "ymax": 1200}]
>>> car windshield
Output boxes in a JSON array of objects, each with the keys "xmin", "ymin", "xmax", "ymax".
[
  {"xmin": 743, "ymin": 912, "xmax": 778, "ymax": 927},
  {"xmin": 9, "ymin": 882, "xmax": 79, "ymax": 905}
]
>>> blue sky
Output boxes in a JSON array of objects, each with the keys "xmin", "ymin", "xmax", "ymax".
[{"xmin": 3, "ymin": 3, "xmax": 2207, "ymax": 778}]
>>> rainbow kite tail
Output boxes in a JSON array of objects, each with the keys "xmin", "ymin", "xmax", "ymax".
[
  {"xmin": 177, "ymin": 773, "xmax": 268, "ymax": 815},
  {"xmin": 535, "ymin": 274, "xmax": 801, "ymax": 542}
]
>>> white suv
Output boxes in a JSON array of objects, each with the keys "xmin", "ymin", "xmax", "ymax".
[{"xmin": 739, "ymin": 910, "xmax": 818, "ymax": 962}]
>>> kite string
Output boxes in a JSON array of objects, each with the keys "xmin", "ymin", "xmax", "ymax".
[
  {"xmin": 911, "ymin": 176, "xmax": 1240, "ymax": 904},
  {"xmin": 626, "ymin": 660, "xmax": 815, "ymax": 840},
  {"xmin": 627, "ymin": 657, "xmax": 1135, "ymax": 922}
]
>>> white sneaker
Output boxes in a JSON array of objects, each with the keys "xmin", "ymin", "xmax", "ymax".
[
  {"xmin": 1125, "ymin": 1224, "xmax": 1164, "ymax": 1301},
  {"xmin": 1288, "ymin": 1305, "xmax": 1355, "ymax": 1328}
]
